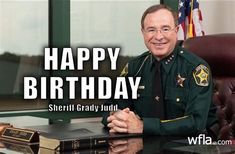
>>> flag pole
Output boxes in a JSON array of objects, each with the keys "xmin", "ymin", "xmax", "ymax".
[{"xmin": 188, "ymin": 0, "xmax": 194, "ymax": 38}]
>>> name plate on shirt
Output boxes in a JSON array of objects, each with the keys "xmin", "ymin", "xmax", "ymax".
[{"xmin": 1, "ymin": 127, "xmax": 39, "ymax": 143}]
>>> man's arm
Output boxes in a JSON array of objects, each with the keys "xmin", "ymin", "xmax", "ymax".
[
  {"xmin": 143, "ymin": 65, "xmax": 213, "ymax": 135},
  {"xmin": 106, "ymin": 64, "xmax": 214, "ymax": 136},
  {"xmin": 102, "ymin": 63, "xmax": 135, "ymax": 128},
  {"xmin": 107, "ymin": 76, "xmax": 212, "ymax": 135}
]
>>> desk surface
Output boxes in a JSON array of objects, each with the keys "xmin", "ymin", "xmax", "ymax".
[
  {"xmin": 1, "ymin": 136, "xmax": 235, "ymax": 154},
  {"xmin": 0, "ymin": 116, "xmax": 235, "ymax": 154}
]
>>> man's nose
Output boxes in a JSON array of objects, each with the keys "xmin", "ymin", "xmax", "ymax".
[{"xmin": 154, "ymin": 30, "xmax": 164, "ymax": 40}]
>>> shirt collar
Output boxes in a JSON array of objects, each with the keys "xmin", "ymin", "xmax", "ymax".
[{"xmin": 150, "ymin": 46, "xmax": 178, "ymax": 74}]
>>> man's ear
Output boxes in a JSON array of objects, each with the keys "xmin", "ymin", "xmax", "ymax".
[
  {"xmin": 175, "ymin": 26, "xmax": 179, "ymax": 33},
  {"xmin": 141, "ymin": 28, "xmax": 145, "ymax": 35}
]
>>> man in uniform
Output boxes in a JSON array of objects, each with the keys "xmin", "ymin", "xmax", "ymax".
[{"xmin": 102, "ymin": 4, "xmax": 217, "ymax": 137}]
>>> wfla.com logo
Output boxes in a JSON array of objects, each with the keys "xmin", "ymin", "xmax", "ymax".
[{"xmin": 187, "ymin": 134, "xmax": 234, "ymax": 145}]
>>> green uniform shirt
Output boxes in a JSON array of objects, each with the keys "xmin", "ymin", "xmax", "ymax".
[{"xmin": 102, "ymin": 45, "xmax": 217, "ymax": 136}]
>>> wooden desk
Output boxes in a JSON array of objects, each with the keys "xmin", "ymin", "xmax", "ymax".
[{"xmin": 1, "ymin": 116, "xmax": 235, "ymax": 154}]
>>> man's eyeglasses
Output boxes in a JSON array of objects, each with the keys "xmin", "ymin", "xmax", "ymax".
[{"xmin": 144, "ymin": 26, "xmax": 177, "ymax": 35}]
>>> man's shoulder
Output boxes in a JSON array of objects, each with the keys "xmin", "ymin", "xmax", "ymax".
[
  {"xmin": 128, "ymin": 51, "xmax": 150, "ymax": 66},
  {"xmin": 177, "ymin": 46, "xmax": 209, "ymax": 67},
  {"xmin": 126, "ymin": 51, "xmax": 150, "ymax": 76},
  {"xmin": 177, "ymin": 46, "xmax": 211, "ymax": 87},
  {"xmin": 130, "ymin": 51, "xmax": 150, "ymax": 62}
]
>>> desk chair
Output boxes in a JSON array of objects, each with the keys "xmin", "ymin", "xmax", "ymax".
[{"xmin": 183, "ymin": 34, "xmax": 235, "ymax": 139}]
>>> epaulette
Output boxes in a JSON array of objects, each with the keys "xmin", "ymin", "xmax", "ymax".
[{"xmin": 177, "ymin": 47, "xmax": 205, "ymax": 67}]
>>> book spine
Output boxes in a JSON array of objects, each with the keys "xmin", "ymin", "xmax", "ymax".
[{"xmin": 60, "ymin": 138, "xmax": 108, "ymax": 151}]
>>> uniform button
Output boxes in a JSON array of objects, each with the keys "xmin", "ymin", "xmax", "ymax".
[
  {"xmin": 180, "ymin": 51, "xmax": 184, "ymax": 54},
  {"xmin": 137, "ymin": 94, "xmax": 140, "ymax": 97},
  {"xmin": 170, "ymin": 57, "xmax": 172, "ymax": 60},
  {"xmin": 176, "ymin": 98, "xmax": 180, "ymax": 102},
  {"xmin": 165, "ymin": 62, "xmax": 168, "ymax": 64},
  {"xmin": 167, "ymin": 59, "xmax": 170, "ymax": 62},
  {"xmin": 172, "ymin": 55, "xmax": 174, "ymax": 57}
]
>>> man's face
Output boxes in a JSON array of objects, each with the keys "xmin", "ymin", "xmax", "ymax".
[{"xmin": 142, "ymin": 9, "xmax": 178, "ymax": 59}]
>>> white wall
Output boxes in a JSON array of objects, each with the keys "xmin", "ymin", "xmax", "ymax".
[
  {"xmin": 200, "ymin": 0, "xmax": 235, "ymax": 35},
  {"xmin": 71, "ymin": 0, "xmax": 159, "ymax": 56}
]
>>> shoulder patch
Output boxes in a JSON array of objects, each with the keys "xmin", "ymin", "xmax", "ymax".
[
  {"xmin": 120, "ymin": 64, "xmax": 128, "ymax": 77},
  {"xmin": 193, "ymin": 64, "xmax": 209, "ymax": 86}
]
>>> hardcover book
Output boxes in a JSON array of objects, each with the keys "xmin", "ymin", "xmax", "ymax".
[
  {"xmin": 39, "ymin": 128, "xmax": 108, "ymax": 151},
  {"xmin": 28, "ymin": 122, "xmax": 141, "ymax": 151}
]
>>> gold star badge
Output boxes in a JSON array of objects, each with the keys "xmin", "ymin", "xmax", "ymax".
[
  {"xmin": 176, "ymin": 74, "xmax": 186, "ymax": 87},
  {"xmin": 193, "ymin": 64, "xmax": 209, "ymax": 86}
]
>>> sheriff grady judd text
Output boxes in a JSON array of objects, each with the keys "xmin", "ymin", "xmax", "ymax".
[
  {"xmin": 23, "ymin": 47, "xmax": 141, "ymax": 100},
  {"xmin": 48, "ymin": 104, "xmax": 118, "ymax": 112}
]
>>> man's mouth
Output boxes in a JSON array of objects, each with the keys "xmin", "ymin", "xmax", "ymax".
[{"xmin": 152, "ymin": 42, "xmax": 167, "ymax": 47}]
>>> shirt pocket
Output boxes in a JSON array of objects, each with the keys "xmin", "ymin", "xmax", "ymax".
[
  {"xmin": 136, "ymin": 84, "xmax": 152, "ymax": 98},
  {"xmin": 133, "ymin": 85, "xmax": 152, "ymax": 117},
  {"xmin": 164, "ymin": 87, "xmax": 189, "ymax": 116}
]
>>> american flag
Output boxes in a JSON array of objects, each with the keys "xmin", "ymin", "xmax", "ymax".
[{"xmin": 178, "ymin": 0, "xmax": 204, "ymax": 40}]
